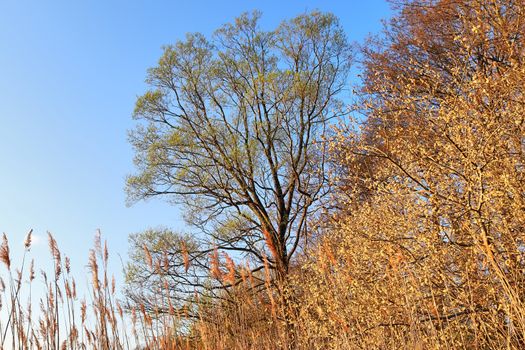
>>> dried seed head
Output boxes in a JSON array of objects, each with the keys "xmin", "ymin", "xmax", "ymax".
[
  {"xmin": 0, "ymin": 233, "xmax": 11, "ymax": 270},
  {"xmin": 223, "ymin": 253, "xmax": 236, "ymax": 284},
  {"xmin": 47, "ymin": 233, "xmax": 62, "ymax": 279},
  {"xmin": 117, "ymin": 301, "xmax": 123, "ymax": 319},
  {"xmin": 144, "ymin": 244, "xmax": 153, "ymax": 269},
  {"xmin": 65, "ymin": 257, "xmax": 71, "ymax": 274},
  {"xmin": 94, "ymin": 229, "xmax": 102, "ymax": 256},
  {"xmin": 262, "ymin": 228, "xmax": 278, "ymax": 261},
  {"xmin": 210, "ymin": 247, "xmax": 221, "ymax": 280},
  {"xmin": 181, "ymin": 241, "xmax": 190, "ymax": 273},
  {"xmin": 88, "ymin": 250, "xmax": 99, "ymax": 291},
  {"xmin": 72, "ymin": 279, "xmax": 77, "ymax": 299},
  {"xmin": 29, "ymin": 259, "xmax": 35, "ymax": 281},
  {"xmin": 103, "ymin": 240, "xmax": 109, "ymax": 264},
  {"xmin": 24, "ymin": 229, "xmax": 33, "ymax": 249},
  {"xmin": 65, "ymin": 281, "xmax": 72, "ymax": 299},
  {"xmin": 81, "ymin": 300, "xmax": 87, "ymax": 324}
]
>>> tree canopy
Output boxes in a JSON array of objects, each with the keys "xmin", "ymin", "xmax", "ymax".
[{"xmin": 125, "ymin": 10, "xmax": 352, "ymax": 310}]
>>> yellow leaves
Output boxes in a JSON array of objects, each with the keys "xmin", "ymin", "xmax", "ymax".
[
  {"xmin": 133, "ymin": 90, "xmax": 165, "ymax": 119},
  {"xmin": 167, "ymin": 130, "xmax": 183, "ymax": 147}
]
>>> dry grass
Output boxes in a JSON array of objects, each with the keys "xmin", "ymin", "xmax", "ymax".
[
  {"xmin": 0, "ymin": 231, "xmax": 190, "ymax": 350},
  {"xmin": 3, "ymin": 199, "xmax": 525, "ymax": 349}
]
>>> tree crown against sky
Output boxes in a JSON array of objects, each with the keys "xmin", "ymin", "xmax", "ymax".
[{"xmin": 125, "ymin": 10, "xmax": 352, "ymax": 306}]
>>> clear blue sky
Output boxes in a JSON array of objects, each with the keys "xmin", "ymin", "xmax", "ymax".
[{"xmin": 0, "ymin": 0, "xmax": 392, "ymax": 289}]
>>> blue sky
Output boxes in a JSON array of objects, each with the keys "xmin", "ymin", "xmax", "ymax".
[{"xmin": 0, "ymin": 0, "xmax": 392, "ymax": 290}]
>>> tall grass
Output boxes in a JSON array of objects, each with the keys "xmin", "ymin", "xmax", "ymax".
[
  {"xmin": 2, "ymin": 216, "xmax": 525, "ymax": 349},
  {"xmin": 0, "ymin": 231, "xmax": 191, "ymax": 350}
]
